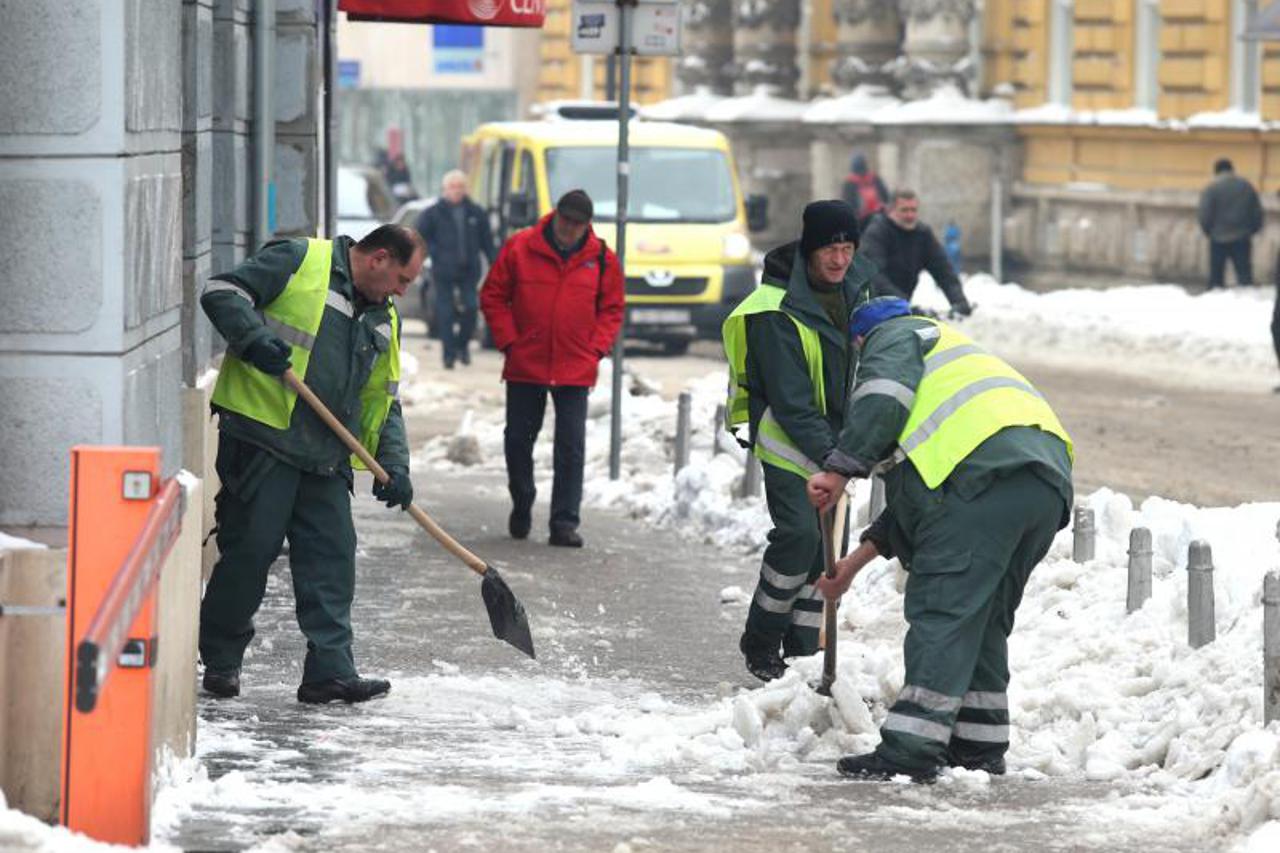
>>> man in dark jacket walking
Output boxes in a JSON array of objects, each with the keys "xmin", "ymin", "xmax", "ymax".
[
  {"xmin": 1198, "ymin": 158, "xmax": 1263, "ymax": 289},
  {"xmin": 840, "ymin": 154, "xmax": 889, "ymax": 225},
  {"xmin": 859, "ymin": 190, "xmax": 972, "ymax": 315},
  {"xmin": 480, "ymin": 190, "xmax": 625, "ymax": 548},
  {"xmin": 808, "ymin": 297, "xmax": 1073, "ymax": 783},
  {"xmin": 199, "ymin": 224, "xmax": 424, "ymax": 705},
  {"xmin": 721, "ymin": 200, "xmax": 873, "ymax": 681},
  {"xmin": 415, "ymin": 170, "xmax": 496, "ymax": 368}
]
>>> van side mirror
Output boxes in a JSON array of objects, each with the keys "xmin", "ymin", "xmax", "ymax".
[
  {"xmin": 506, "ymin": 191, "xmax": 537, "ymax": 229},
  {"xmin": 746, "ymin": 194, "xmax": 769, "ymax": 233}
]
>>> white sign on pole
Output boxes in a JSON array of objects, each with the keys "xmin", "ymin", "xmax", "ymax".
[{"xmin": 570, "ymin": 0, "xmax": 682, "ymax": 56}]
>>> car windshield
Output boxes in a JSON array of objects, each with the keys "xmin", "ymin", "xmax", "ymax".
[
  {"xmin": 337, "ymin": 168, "xmax": 375, "ymax": 219},
  {"xmin": 545, "ymin": 146, "xmax": 736, "ymax": 223}
]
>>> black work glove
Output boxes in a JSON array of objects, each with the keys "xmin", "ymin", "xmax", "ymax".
[
  {"xmin": 949, "ymin": 299, "xmax": 974, "ymax": 319},
  {"xmin": 243, "ymin": 335, "xmax": 292, "ymax": 375},
  {"xmin": 909, "ymin": 304, "xmax": 941, "ymax": 320},
  {"xmin": 372, "ymin": 468, "xmax": 413, "ymax": 510}
]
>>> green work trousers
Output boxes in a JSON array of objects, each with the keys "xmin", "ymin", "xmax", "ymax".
[
  {"xmin": 743, "ymin": 462, "xmax": 829, "ymax": 657},
  {"xmin": 876, "ymin": 466, "xmax": 1066, "ymax": 771},
  {"xmin": 199, "ymin": 436, "xmax": 358, "ymax": 684}
]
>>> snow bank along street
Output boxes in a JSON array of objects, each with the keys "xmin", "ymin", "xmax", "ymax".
[{"xmin": 5, "ymin": 277, "xmax": 1278, "ymax": 851}]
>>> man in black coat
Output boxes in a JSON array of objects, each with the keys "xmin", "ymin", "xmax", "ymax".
[
  {"xmin": 415, "ymin": 170, "xmax": 496, "ymax": 368},
  {"xmin": 859, "ymin": 190, "xmax": 972, "ymax": 316},
  {"xmin": 1198, "ymin": 158, "xmax": 1264, "ymax": 289}
]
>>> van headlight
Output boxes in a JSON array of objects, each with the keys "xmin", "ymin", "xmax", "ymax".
[{"xmin": 722, "ymin": 232, "xmax": 752, "ymax": 262}]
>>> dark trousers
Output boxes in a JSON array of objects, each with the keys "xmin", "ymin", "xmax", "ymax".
[
  {"xmin": 435, "ymin": 277, "xmax": 478, "ymax": 364},
  {"xmin": 503, "ymin": 382, "xmax": 589, "ymax": 532},
  {"xmin": 199, "ymin": 436, "xmax": 358, "ymax": 684},
  {"xmin": 1272, "ymin": 266, "xmax": 1280, "ymax": 371},
  {"xmin": 1208, "ymin": 238, "xmax": 1253, "ymax": 288}
]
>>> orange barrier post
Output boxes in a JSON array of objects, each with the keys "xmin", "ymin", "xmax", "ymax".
[{"xmin": 60, "ymin": 446, "xmax": 184, "ymax": 846}]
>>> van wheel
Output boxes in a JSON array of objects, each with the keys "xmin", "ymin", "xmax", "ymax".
[{"xmin": 662, "ymin": 339, "xmax": 690, "ymax": 356}]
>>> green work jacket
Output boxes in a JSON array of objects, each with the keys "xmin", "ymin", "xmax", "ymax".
[
  {"xmin": 201, "ymin": 236, "xmax": 409, "ymax": 479},
  {"xmin": 736, "ymin": 241, "xmax": 873, "ymax": 474}
]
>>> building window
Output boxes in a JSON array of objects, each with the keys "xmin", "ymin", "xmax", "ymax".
[
  {"xmin": 1134, "ymin": 0, "xmax": 1160, "ymax": 111},
  {"xmin": 1049, "ymin": 0, "xmax": 1075, "ymax": 107},
  {"xmin": 1232, "ymin": 0, "xmax": 1262, "ymax": 112}
]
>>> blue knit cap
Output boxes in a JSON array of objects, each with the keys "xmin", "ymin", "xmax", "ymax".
[{"xmin": 849, "ymin": 297, "xmax": 911, "ymax": 340}]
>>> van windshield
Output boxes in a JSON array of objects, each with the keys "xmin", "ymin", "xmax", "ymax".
[{"xmin": 545, "ymin": 146, "xmax": 737, "ymax": 223}]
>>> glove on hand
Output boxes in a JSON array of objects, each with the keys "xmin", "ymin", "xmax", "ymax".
[
  {"xmin": 372, "ymin": 468, "xmax": 413, "ymax": 510},
  {"xmin": 244, "ymin": 336, "xmax": 292, "ymax": 375},
  {"xmin": 949, "ymin": 300, "xmax": 974, "ymax": 318}
]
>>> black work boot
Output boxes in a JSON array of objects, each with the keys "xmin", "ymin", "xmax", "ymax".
[
  {"xmin": 297, "ymin": 676, "xmax": 391, "ymax": 705},
  {"xmin": 202, "ymin": 668, "xmax": 241, "ymax": 699},
  {"xmin": 739, "ymin": 634, "xmax": 787, "ymax": 682},
  {"xmin": 944, "ymin": 746, "xmax": 1006, "ymax": 775},
  {"xmin": 509, "ymin": 508, "xmax": 532, "ymax": 540},
  {"xmin": 548, "ymin": 526, "xmax": 584, "ymax": 548},
  {"xmin": 837, "ymin": 751, "xmax": 938, "ymax": 784}
]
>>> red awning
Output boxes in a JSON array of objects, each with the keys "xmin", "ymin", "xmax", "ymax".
[{"xmin": 338, "ymin": 0, "xmax": 546, "ymax": 28}]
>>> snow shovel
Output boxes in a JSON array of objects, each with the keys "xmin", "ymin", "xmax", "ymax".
[
  {"xmin": 283, "ymin": 369, "xmax": 536, "ymax": 659},
  {"xmin": 815, "ymin": 493, "xmax": 848, "ymax": 696}
]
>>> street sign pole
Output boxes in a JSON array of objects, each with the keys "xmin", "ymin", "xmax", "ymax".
[{"xmin": 608, "ymin": 0, "xmax": 635, "ymax": 481}]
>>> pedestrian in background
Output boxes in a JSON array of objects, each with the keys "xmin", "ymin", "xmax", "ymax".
[
  {"xmin": 840, "ymin": 153, "xmax": 889, "ymax": 226},
  {"xmin": 859, "ymin": 189, "xmax": 972, "ymax": 316},
  {"xmin": 721, "ymin": 200, "xmax": 873, "ymax": 682},
  {"xmin": 480, "ymin": 190, "xmax": 625, "ymax": 548},
  {"xmin": 808, "ymin": 296, "xmax": 1073, "ymax": 783},
  {"xmin": 1198, "ymin": 158, "xmax": 1263, "ymax": 289},
  {"xmin": 1272, "ymin": 259, "xmax": 1280, "ymax": 392},
  {"xmin": 415, "ymin": 170, "xmax": 496, "ymax": 369},
  {"xmin": 199, "ymin": 224, "xmax": 424, "ymax": 704}
]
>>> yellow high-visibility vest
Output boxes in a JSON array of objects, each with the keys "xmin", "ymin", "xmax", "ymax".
[
  {"xmin": 721, "ymin": 284, "xmax": 827, "ymax": 478},
  {"xmin": 210, "ymin": 239, "xmax": 401, "ymax": 467},
  {"xmin": 895, "ymin": 320, "xmax": 1073, "ymax": 488}
]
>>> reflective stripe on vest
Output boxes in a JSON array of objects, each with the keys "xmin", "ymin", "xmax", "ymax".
[
  {"xmin": 891, "ymin": 320, "xmax": 1073, "ymax": 489},
  {"xmin": 721, "ymin": 284, "xmax": 826, "ymax": 479},
  {"xmin": 210, "ymin": 239, "xmax": 401, "ymax": 465}
]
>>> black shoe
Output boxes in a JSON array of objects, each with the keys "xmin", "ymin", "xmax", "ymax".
[
  {"xmin": 509, "ymin": 508, "xmax": 531, "ymax": 540},
  {"xmin": 548, "ymin": 527, "xmax": 584, "ymax": 548},
  {"xmin": 443, "ymin": 359, "xmax": 455, "ymax": 370},
  {"xmin": 739, "ymin": 634, "xmax": 787, "ymax": 682},
  {"xmin": 202, "ymin": 668, "xmax": 241, "ymax": 699},
  {"xmin": 944, "ymin": 749, "xmax": 1006, "ymax": 775},
  {"xmin": 297, "ymin": 676, "xmax": 391, "ymax": 704},
  {"xmin": 837, "ymin": 751, "xmax": 938, "ymax": 784},
  {"xmin": 459, "ymin": 347, "xmax": 471, "ymax": 366}
]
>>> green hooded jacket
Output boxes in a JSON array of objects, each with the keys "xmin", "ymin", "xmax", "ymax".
[{"xmin": 742, "ymin": 241, "xmax": 874, "ymax": 466}]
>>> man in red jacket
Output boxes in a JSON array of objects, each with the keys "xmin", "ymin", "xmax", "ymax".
[{"xmin": 480, "ymin": 189, "xmax": 625, "ymax": 547}]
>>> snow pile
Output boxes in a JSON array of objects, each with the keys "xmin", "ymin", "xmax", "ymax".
[
  {"xmin": 0, "ymin": 531, "xmax": 47, "ymax": 551},
  {"xmin": 0, "ymin": 788, "xmax": 164, "ymax": 852}
]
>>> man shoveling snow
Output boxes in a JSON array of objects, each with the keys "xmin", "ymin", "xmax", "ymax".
[{"xmin": 808, "ymin": 296, "xmax": 1075, "ymax": 783}]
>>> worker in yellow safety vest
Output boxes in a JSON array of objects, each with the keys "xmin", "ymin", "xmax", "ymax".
[
  {"xmin": 807, "ymin": 296, "xmax": 1074, "ymax": 783},
  {"xmin": 199, "ymin": 224, "xmax": 424, "ymax": 705},
  {"xmin": 721, "ymin": 200, "xmax": 873, "ymax": 681}
]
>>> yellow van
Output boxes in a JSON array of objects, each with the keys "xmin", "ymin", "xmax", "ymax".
[{"xmin": 460, "ymin": 106, "xmax": 767, "ymax": 354}]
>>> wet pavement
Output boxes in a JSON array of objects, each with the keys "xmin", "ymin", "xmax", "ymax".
[{"xmin": 163, "ymin": 465, "xmax": 1221, "ymax": 852}]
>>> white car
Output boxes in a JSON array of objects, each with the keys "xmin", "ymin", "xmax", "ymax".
[{"xmin": 336, "ymin": 166, "xmax": 395, "ymax": 240}]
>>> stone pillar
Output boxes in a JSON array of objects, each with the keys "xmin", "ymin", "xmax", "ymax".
[
  {"xmin": 832, "ymin": 0, "xmax": 903, "ymax": 92},
  {"xmin": 212, "ymin": 0, "xmax": 253, "ymax": 275},
  {"xmin": 679, "ymin": 0, "xmax": 735, "ymax": 96},
  {"xmin": 275, "ymin": 0, "xmax": 323, "ymax": 238},
  {"xmin": 184, "ymin": 1, "xmax": 216, "ymax": 385},
  {"xmin": 0, "ymin": 0, "xmax": 185, "ymax": 526},
  {"xmin": 896, "ymin": 0, "xmax": 975, "ymax": 98},
  {"xmin": 731, "ymin": 0, "xmax": 802, "ymax": 96}
]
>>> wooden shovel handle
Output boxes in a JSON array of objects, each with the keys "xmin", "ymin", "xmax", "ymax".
[{"xmin": 282, "ymin": 369, "xmax": 489, "ymax": 576}]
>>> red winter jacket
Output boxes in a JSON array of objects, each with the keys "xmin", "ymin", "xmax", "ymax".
[{"xmin": 480, "ymin": 213, "xmax": 626, "ymax": 387}]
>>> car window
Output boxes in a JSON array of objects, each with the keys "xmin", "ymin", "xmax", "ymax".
[{"xmin": 337, "ymin": 168, "xmax": 374, "ymax": 219}]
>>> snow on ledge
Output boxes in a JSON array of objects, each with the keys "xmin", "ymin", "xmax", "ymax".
[
  {"xmin": 870, "ymin": 84, "xmax": 1014, "ymax": 125},
  {"xmin": 703, "ymin": 87, "xmax": 809, "ymax": 123},
  {"xmin": 802, "ymin": 85, "xmax": 900, "ymax": 124},
  {"xmin": 0, "ymin": 531, "xmax": 47, "ymax": 551},
  {"xmin": 1184, "ymin": 107, "xmax": 1266, "ymax": 129},
  {"xmin": 642, "ymin": 88, "xmax": 726, "ymax": 122}
]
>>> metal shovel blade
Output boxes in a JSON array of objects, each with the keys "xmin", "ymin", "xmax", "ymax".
[{"xmin": 480, "ymin": 566, "xmax": 536, "ymax": 659}]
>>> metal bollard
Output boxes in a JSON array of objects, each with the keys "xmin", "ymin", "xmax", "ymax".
[
  {"xmin": 1187, "ymin": 540, "xmax": 1216, "ymax": 649},
  {"xmin": 674, "ymin": 391, "xmax": 691, "ymax": 475},
  {"xmin": 739, "ymin": 454, "xmax": 762, "ymax": 499},
  {"xmin": 713, "ymin": 404, "xmax": 726, "ymax": 456},
  {"xmin": 1264, "ymin": 572, "xmax": 1280, "ymax": 725},
  {"xmin": 1126, "ymin": 527, "xmax": 1153, "ymax": 614},
  {"xmin": 1072, "ymin": 506, "xmax": 1095, "ymax": 563},
  {"xmin": 868, "ymin": 475, "xmax": 886, "ymax": 520}
]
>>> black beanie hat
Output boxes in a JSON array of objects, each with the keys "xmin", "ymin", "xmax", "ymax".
[
  {"xmin": 800, "ymin": 199, "xmax": 859, "ymax": 257},
  {"xmin": 556, "ymin": 189, "xmax": 594, "ymax": 223}
]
